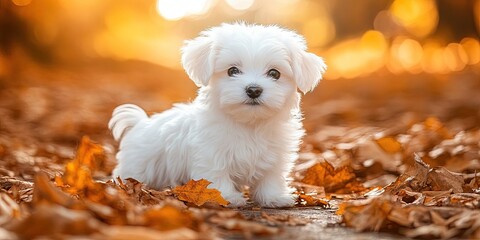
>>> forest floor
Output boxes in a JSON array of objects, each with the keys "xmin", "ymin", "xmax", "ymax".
[{"xmin": 0, "ymin": 58, "xmax": 479, "ymax": 239}]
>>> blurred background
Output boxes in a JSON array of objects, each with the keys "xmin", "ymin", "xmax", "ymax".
[{"xmin": 0, "ymin": 0, "xmax": 480, "ymax": 145}]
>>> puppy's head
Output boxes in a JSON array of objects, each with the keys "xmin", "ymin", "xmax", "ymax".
[{"xmin": 182, "ymin": 23, "xmax": 326, "ymax": 123}]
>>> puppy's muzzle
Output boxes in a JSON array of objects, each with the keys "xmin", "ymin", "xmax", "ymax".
[{"xmin": 245, "ymin": 85, "xmax": 263, "ymax": 99}]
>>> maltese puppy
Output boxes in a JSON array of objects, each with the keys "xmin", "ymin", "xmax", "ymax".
[{"xmin": 109, "ymin": 23, "xmax": 326, "ymax": 207}]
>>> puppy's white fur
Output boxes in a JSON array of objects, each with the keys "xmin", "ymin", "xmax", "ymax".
[{"xmin": 109, "ymin": 23, "xmax": 326, "ymax": 207}]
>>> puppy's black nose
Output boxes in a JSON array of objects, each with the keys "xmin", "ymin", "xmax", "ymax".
[{"xmin": 246, "ymin": 85, "xmax": 263, "ymax": 99}]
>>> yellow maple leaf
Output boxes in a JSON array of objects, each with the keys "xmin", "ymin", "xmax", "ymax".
[
  {"xmin": 172, "ymin": 179, "xmax": 229, "ymax": 207},
  {"xmin": 58, "ymin": 136, "xmax": 105, "ymax": 195}
]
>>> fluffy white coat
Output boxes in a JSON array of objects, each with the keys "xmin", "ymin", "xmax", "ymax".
[{"xmin": 109, "ymin": 23, "xmax": 326, "ymax": 207}]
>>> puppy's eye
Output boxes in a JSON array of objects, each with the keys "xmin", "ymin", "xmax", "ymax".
[
  {"xmin": 228, "ymin": 67, "xmax": 241, "ymax": 77},
  {"xmin": 267, "ymin": 69, "xmax": 281, "ymax": 80}
]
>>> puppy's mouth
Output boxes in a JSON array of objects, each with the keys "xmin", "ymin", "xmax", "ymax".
[{"xmin": 244, "ymin": 100, "xmax": 261, "ymax": 106}]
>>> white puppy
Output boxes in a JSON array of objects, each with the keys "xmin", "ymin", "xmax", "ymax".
[{"xmin": 109, "ymin": 23, "xmax": 326, "ymax": 207}]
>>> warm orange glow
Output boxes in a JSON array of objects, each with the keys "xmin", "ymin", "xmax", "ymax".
[
  {"xmin": 360, "ymin": 31, "xmax": 388, "ymax": 74},
  {"xmin": 390, "ymin": 0, "xmax": 438, "ymax": 38},
  {"xmin": 460, "ymin": 38, "xmax": 480, "ymax": 65},
  {"xmin": 421, "ymin": 41, "xmax": 448, "ymax": 74},
  {"xmin": 324, "ymin": 31, "xmax": 387, "ymax": 79},
  {"xmin": 11, "ymin": 0, "xmax": 32, "ymax": 6},
  {"xmin": 392, "ymin": 38, "xmax": 423, "ymax": 73},
  {"xmin": 226, "ymin": 0, "xmax": 255, "ymax": 11},
  {"xmin": 475, "ymin": 0, "xmax": 480, "ymax": 35},
  {"xmin": 443, "ymin": 43, "xmax": 468, "ymax": 72},
  {"xmin": 0, "ymin": 54, "xmax": 6, "ymax": 77},
  {"xmin": 5, "ymin": 0, "xmax": 480, "ymax": 78},
  {"xmin": 302, "ymin": 17, "xmax": 336, "ymax": 48},
  {"xmin": 94, "ymin": 6, "xmax": 183, "ymax": 69}
]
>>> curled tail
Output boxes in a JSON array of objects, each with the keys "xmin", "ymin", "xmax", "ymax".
[{"xmin": 108, "ymin": 104, "xmax": 148, "ymax": 141}]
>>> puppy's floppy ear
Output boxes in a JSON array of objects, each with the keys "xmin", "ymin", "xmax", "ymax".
[
  {"xmin": 181, "ymin": 35, "xmax": 214, "ymax": 87},
  {"xmin": 292, "ymin": 52, "xmax": 326, "ymax": 94},
  {"xmin": 286, "ymin": 31, "xmax": 327, "ymax": 94}
]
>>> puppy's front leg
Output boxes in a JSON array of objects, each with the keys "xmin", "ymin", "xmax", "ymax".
[
  {"xmin": 251, "ymin": 169, "xmax": 296, "ymax": 208},
  {"xmin": 191, "ymin": 170, "xmax": 247, "ymax": 207}
]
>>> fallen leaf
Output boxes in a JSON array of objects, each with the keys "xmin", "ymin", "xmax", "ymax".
[
  {"xmin": 8, "ymin": 205, "xmax": 102, "ymax": 239},
  {"xmin": 356, "ymin": 139, "xmax": 402, "ymax": 173},
  {"xmin": 428, "ymin": 167, "xmax": 464, "ymax": 193},
  {"xmin": 404, "ymin": 224, "xmax": 459, "ymax": 239},
  {"xmin": 58, "ymin": 136, "xmax": 104, "ymax": 196},
  {"xmin": 375, "ymin": 137, "xmax": 402, "ymax": 153},
  {"xmin": 301, "ymin": 161, "xmax": 363, "ymax": 193},
  {"xmin": 172, "ymin": 179, "xmax": 229, "ymax": 207},
  {"xmin": 298, "ymin": 194, "xmax": 329, "ymax": 207},
  {"xmin": 0, "ymin": 193, "xmax": 21, "ymax": 225},
  {"xmin": 143, "ymin": 205, "xmax": 195, "ymax": 231},
  {"xmin": 33, "ymin": 172, "xmax": 84, "ymax": 209},
  {"xmin": 339, "ymin": 196, "xmax": 394, "ymax": 231},
  {"xmin": 0, "ymin": 177, "xmax": 34, "ymax": 203}
]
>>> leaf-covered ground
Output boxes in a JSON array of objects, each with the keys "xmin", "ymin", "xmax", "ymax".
[{"xmin": 0, "ymin": 60, "xmax": 480, "ymax": 239}]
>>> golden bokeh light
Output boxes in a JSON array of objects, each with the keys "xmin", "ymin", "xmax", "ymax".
[
  {"xmin": 421, "ymin": 41, "xmax": 448, "ymax": 74},
  {"xmin": 461, "ymin": 37, "xmax": 480, "ymax": 65},
  {"xmin": 389, "ymin": 0, "xmax": 438, "ymax": 38},
  {"xmin": 393, "ymin": 37, "xmax": 423, "ymax": 73},
  {"xmin": 324, "ymin": 31, "xmax": 387, "ymax": 79},
  {"xmin": 4, "ymin": 0, "xmax": 479, "ymax": 78},
  {"xmin": 156, "ymin": 0, "xmax": 214, "ymax": 21},
  {"xmin": 443, "ymin": 43, "xmax": 468, "ymax": 72}
]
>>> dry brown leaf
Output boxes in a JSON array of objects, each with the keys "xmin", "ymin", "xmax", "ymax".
[
  {"xmin": 356, "ymin": 139, "xmax": 402, "ymax": 173},
  {"xmin": 449, "ymin": 193, "xmax": 480, "ymax": 208},
  {"xmin": 172, "ymin": 179, "xmax": 229, "ymax": 207},
  {"xmin": 0, "ymin": 177, "xmax": 34, "ymax": 203},
  {"xmin": 385, "ymin": 154, "xmax": 465, "ymax": 194},
  {"xmin": 404, "ymin": 224, "xmax": 459, "ymax": 239},
  {"xmin": 0, "ymin": 193, "xmax": 21, "ymax": 225},
  {"xmin": 339, "ymin": 196, "xmax": 394, "ymax": 231},
  {"xmin": 8, "ymin": 205, "xmax": 102, "ymax": 239},
  {"xmin": 339, "ymin": 192, "xmax": 480, "ymax": 239},
  {"xmin": 33, "ymin": 172, "xmax": 84, "ymax": 209},
  {"xmin": 115, "ymin": 178, "xmax": 172, "ymax": 206},
  {"xmin": 298, "ymin": 194, "xmax": 329, "ymax": 207},
  {"xmin": 466, "ymin": 173, "xmax": 480, "ymax": 193},
  {"xmin": 422, "ymin": 190, "xmax": 451, "ymax": 206},
  {"xmin": 301, "ymin": 161, "xmax": 365, "ymax": 193},
  {"xmin": 428, "ymin": 167, "xmax": 464, "ymax": 193}
]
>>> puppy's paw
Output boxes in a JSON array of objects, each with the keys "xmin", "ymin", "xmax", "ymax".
[
  {"xmin": 227, "ymin": 197, "xmax": 247, "ymax": 208},
  {"xmin": 255, "ymin": 193, "xmax": 297, "ymax": 208},
  {"xmin": 224, "ymin": 192, "xmax": 247, "ymax": 208}
]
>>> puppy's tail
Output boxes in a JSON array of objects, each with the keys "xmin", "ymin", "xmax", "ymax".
[{"xmin": 108, "ymin": 104, "xmax": 148, "ymax": 141}]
